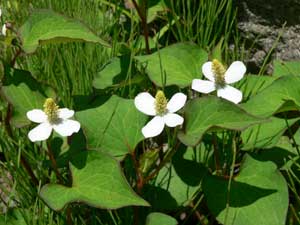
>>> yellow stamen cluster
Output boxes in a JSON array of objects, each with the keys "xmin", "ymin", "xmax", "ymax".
[
  {"xmin": 43, "ymin": 98, "xmax": 59, "ymax": 123},
  {"xmin": 155, "ymin": 91, "xmax": 168, "ymax": 115},
  {"xmin": 212, "ymin": 59, "xmax": 226, "ymax": 88}
]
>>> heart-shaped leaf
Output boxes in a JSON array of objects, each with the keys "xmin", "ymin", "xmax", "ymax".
[
  {"xmin": 146, "ymin": 212, "xmax": 178, "ymax": 225},
  {"xmin": 241, "ymin": 75, "xmax": 300, "ymax": 117},
  {"xmin": 0, "ymin": 67, "xmax": 54, "ymax": 127},
  {"xmin": 273, "ymin": 60, "xmax": 300, "ymax": 77},
  {"xmin": 203, "ymin": 154, "xmax": 288, "ymax": 225},
  {"xmin": 178, "ymin": 96, "xmax": 266, "ymax": 146},
  {"xmin": 40, "ymin": 150, "xmax": 149, "ymax": 211},
  {"xmin": 135, "ymin": 43, "xmax": 207, "ymax": 87},
  {"xmin": 20, "ymin": 9, "xmax": 110, "ymax": 53},
  {"xmin": 75, "ymin": 95, "xmax": 147, "ymax": 158}
]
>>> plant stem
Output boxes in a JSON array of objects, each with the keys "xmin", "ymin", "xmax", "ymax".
[
  {"xmin": 212, "ymin": 132, "xmax": 221, "ymax": 174},
  {"xmin": 131, "ymin": 0, "xmax": 150, "ymax": 54},
  {"xmin": 46, "ymin": 140, "xmax": 63, "ymax": 183}
]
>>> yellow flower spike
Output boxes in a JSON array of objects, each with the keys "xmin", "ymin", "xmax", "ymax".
[
  {"xmin": 212, "ymin": 59, "xmax": 226, "ymax": 88},
  {"xmin": 155, "ymin": 90, "xmax": 168, "ymax": 115},
  {"xmin": 43, "ymin": 98, "xmax": 59, "ymax": 123}
]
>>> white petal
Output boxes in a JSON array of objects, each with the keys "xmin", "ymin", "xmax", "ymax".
[
  {"xmin": 1, "ymin": 24, "xmax": 6, "ymax": 36},
  {"xmin": 0, "ymin": 9, "xmax": 2, "ymax": 18},
  {"xmin": 163, "ymin": 113, "xmax": 184, "ymax": 127},
  {"xmin": 224, "ymin": 61, "xmax": 246, "ymax": 84},
  {"xmin": 134, "ymin": 92, "xmax": 156, "ymax": 116},
  {"xmin": 28, "ymin": 122, "xmax": 52, "ymax": 142},
  {"xmin": 217, "ymin": 85, "xmax": 243, "ymax": 104},
  {"xmin": 167, "ymin": 93, "xmax": 187, "ymax": 113},
  {"xmin": 142, "ymin": 116, "xmax": 165, "ymax": 138},
  {"xmin": 26, "ymin": 109, "xmax": 47, "ymax": 123},
  {"xmin": 192, "ymin": 79, "xmax": 216, "ymax": 93},
  {"xmin": 53, "ymin": 119, "xmax": 80, "ymax": 137},
  {"xmin": 202, "ymin": 62, "xmax": 215, "ymax": 82},
  {"xmin": 58, "ymin": 108, "xmax": 74, "ymax": 119}
]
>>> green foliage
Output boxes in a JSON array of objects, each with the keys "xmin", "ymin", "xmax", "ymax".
[
  {"xmin": 20, "ymin": 9, "xmax": 110, "ymax": 53},
  {"xmin": 203, "ymin": 154, "xmax": 289, "ymax": 225},
  {"xmin": 146, "ymin": 212, "xmax": 178, "ymax": 225},
  {"xmin": 135, "ymin": 43, "xmax": 207, "ymax": 87},
  {"xmin": 40, "ymin": 150, "xmax": 149, "ymax": 211},
  {"xmin": 178, "ymin": 96, "xmax": 266, "ymax": 146}
]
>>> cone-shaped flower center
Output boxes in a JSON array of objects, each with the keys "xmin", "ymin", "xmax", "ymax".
[
  {"xmin": 212, "ymin": 59, "xmax": 226, "ymax": 88},
  {"xmin": 155, "ymin": 91, "xmax": 168, "ymax": 115},
  {"xmin": 43, "ymin": 98, "xmax": 59, "ymax": 124}
]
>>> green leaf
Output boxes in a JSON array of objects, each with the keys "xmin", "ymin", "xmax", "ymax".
[
  {"xmin": 178, "ymin": 96, "xmax": 266, "ymax": 146},
  {"xmin": 40, "ymin": 150, "xmax": 149, "ymax": 211},
  {"xmin": 203, "ymin": 154, "xmax": 288, "ymax": 225},
  {"xmin": 93, "ymin": 56, "xmax": 129, "ymax": 89},
  {"xmin": 75, "ymin": 95, "xmax": 147, "ymax": 158},
  {"xmin": 0, "ymin": 67, "xmax": 54, "ymax": 127},
  {"xmin": 0, "ymin": 209, "xmax": 27, "ymax": 225},
  {"xmin": 145, "ymin": 146, "xmax": 207, "ymax": 210},
  {"xmin": 146, "ymin": 212, "xmax": 178, "ymax": 225},
  {"xmin": 20, "ymin": 9, "xmax": 110, "ymax": 53},
  {"xmin": 242, "ymin": 75, "xmax": 300, "ymax": 117},
  {"xmin": 273, "ymin": 60, "xmax": 300, "ymax": 77},
  {"xmin": 135, "ymin": 43, "xmax": 207, "ymax": 87},
  {"xmin": 241, "ymin": 117, "xmax": 299, "ymax": 150}
]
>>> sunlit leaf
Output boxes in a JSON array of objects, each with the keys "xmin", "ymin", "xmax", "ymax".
[
  {"xmin": 75, "ymin": 95, "xmax": 147, "ymax": 158},
  {"xmin": 203, "ymin": 154, "xmax": 288, "ymax": 225},
  {"xmin": 273, "ymin": 60, "xmax": 300, "ymax": 77},
  {"xmin": 146, "ymin": 212, "xmax": 178, "ymax": 225},
  {"xmin": 20, "ymin": 9, "xmax": 110, "ymax": 53},
  {"xmin": 40, "ymin": 150, "xmax": 149, "ymax": 211},
  {"xmin": 135, "ymin": 43, "xmax": 207, "ymax": 87},
  {"xmin": 178, "ymin": 96, "xmax": 266, "ymax": 146}
]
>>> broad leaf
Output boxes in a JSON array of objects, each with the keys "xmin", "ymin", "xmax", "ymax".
[
  {"xmin": 242, "ymin": 75, "xmax": 300, "ymax": 117},
  {"xmin": 146, "ymin": 212, "xmax": 178, "ymax": 225},
  {"xmin": 0, "ymin": 67, "xmax": 54, "ymax": 127},
  {"xmin": 241, "ymin": 117, "xmax": 299, "ymax": 150},
  {"xmin": 135, "ymin": 43, "xmax": 207, "ymax": 87},
  {"xmin": 178, "ymin": 96, "xmax": 266, "ymax": 146},
  {"xmin": 75, "ymin": 95, "xmax": 147, "ymax": 158},
  {"xmin": 203, "ymin": 154, "xmax": 288, "ymax": 225},
  {"xmin": 145, "ymin": 146, "xmax": 207, "ymax": 210},
  {"xmin": 40, "ymin": 150, "xmax": 149, "ymax": 211},
  {"xmin": 273, "ymin": 60, "xmax": 300, "ymax": 77},
  {"xmin": 20, "ymin": 9, "xmax": 110, "ymax": 53}
]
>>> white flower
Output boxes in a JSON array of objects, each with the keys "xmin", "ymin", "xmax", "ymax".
[
  {"xmin": 27, "ymin": 98, "xmax": 80, "ymax": 142},
  {"xmin": 192, "ymin": 59, "xmax": 246, "ymax": 104},
  {"xmin": 1, "ymin": 24, "xmax": 6, "ymax": 36},
  {"xmin": 135, "ymin": 91, "xmax": 187, "ymax": 138},
  {"xmin": 0, "ymin": 9, "xmax": 2, "ymax": 18}
]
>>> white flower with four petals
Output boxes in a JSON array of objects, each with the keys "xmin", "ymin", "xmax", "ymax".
[
  {"xmin": 192, "ymin": 59, "xmax": 246, "ymax": 104},
  {"xmin": 27, "ymin": 98, "xmax": 80, "ymax": 142},
  {"xmin": 135, "ymin": 91, "xmax": 187, "ymax": 138}
]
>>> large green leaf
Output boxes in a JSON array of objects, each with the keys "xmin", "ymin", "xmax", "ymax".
[
  {"xmin": 241, "ymin": 75, "xmax": 300, "ymax": 117},
  {"xmin": 146, "ymin": 212, "xmax": 178, "ymax": 225},
  {"xmin": 75, "ymin": 95, "xmax": 147, "ymax": 158},
  {"xmin": 273, "ymin": 60, "xmax": 300, "ymax": 77},
  {"xmin": 0, "ymin": 67, "xmax": 54, "ymax": 127},
  {"xmin": 178, "ymin": 96, "xmax": 266, "ymax": 146},
  {"xmin": 135, "ymin": 43, "xmax": 207, "ymax": 87},
  {"xmin": 20, "ymin": 9, "xmax": 110, "ymax": 53},
  {"xmin": 145, "ymin": 146, "xmax": 207, "ymax": 210},
  {"xmin": 241, "ymin": 117, "xmax": 299, "ymax": 150},
  {"xmin": 40, "ymin": 150, "xmax": 149, "ymax": 211},
  {"xmin": 203, "ymin": 154, "xmax": 288, "ymax": 225}
]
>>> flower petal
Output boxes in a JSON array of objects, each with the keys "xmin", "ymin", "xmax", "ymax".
[
  {"xmin": 167, "ymin": 93, "xmax": 187, "ymax": 113},
  {"xmin": 58, "ymin": 108, "xmax": 74, "ymax": 119},
  {"xmin": 1, "ymin": 24, "xmax": 6, "ymax": 36},
  {"xmin": 26, "ymin": 109, "xmax": 47, "ymax": 123},
  {"xmin": 142, "ymin": 116, "xmax": 165, "ymax": 138},
  {"xmin": 192, "ymin": 79, "xmax": 216, "ymax": 93},
  {"xmin": 224, "ymin": 61, "xmax": 246, "ymax": 84},
  {"xmin": 53, "ymin": 119, "xmax": 80, "ymax": 137},
  {"xmin": 202, "ymin": 62, "xmax": 215, "ymax": 81},
  {"xmin": 134, "ymin": 92, "xmax": 156, "ymax": 116},
  {"xmin": 163, "ymin": 113, "xmax": 184, "ymax": 127},
  {"xmin": 28, "ymin": 122, "xmax": 52, "ymax": 142},
  {"xmin": 217, "ymin": 85, "xmax": 243, "ymax": 104}
]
